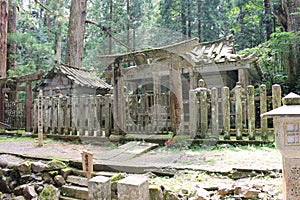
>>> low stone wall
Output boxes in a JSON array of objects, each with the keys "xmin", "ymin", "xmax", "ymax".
[
  {"xmin": 0, "ymin": 156, "xmax": 280, "ymax": 200},
  {"xmin": 0, "ymin": 157, "xmax": 67, "ymax": 199}
]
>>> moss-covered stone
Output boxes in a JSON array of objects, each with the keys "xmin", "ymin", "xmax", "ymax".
[
  {"xmin": 110, "ymin": 173, "xmax": 126, "ymax": 182},
  {"xmin": 16, "ymin": 161, "xmax": 31, "ymax": 173},
  {"xmin": 149, "ymin": 185, "xmax": 163, "ymax": 200},
  {"xmin": 39, "ymin": 185, "xmax": 59, "ymax": 200},
  {"xmin": 48, "ymin": 171, "xmax": 59, "ymax": 177},
  {"xmin": 45, "ymin": 159, "xmax": 67, "ymax": 171}
]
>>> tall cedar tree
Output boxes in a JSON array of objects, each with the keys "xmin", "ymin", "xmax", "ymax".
[
  {"xmin": 65, "ymin": 0, "xmax": 87, "ymax": 67},
  {"xmin": 0, "ymin": 0, "xmax": 8, "ymax": 78}
]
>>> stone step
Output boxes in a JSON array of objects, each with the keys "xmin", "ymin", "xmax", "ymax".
[
  {"xmin": 66, "ymin": 175, "xmax": 88, "ymax": 187},
  {"xmin": 59, "ymin": 196, "xmax": 81, "ymax": 200},
  {"xmin": 60, "ymin": 185, "xmax": 88, "ymax": 200}
]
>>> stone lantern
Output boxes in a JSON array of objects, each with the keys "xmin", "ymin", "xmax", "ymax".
[{"xmin": 263, "ymin": 92, "xmax": 300, "ymax": 199}]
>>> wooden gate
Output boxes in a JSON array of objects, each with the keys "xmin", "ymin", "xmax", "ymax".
[
  {"xmin": 125, "ymin": 93, "xmax": 171, "ymax": 134},
  {"xmin": 4, "ymin": 101, "xmax": 25, "ymax": 129}
]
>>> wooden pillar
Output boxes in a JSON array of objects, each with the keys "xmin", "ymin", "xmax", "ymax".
[
  {"xmin": 0, "ymin": 83, "xmax": 4, "ymax": 122},
  {"xmin": 169, "ymin": 62, "xmax": 183, "ymax": 134},
  {"xmin": 25, "ymin": 81, "xmax": 32, "ymax": 131},
  {"xmin": 189, "ymin": 70, "xmax": 197, "ymax": 89},
  {"xmin": 153, "ymin": 75, "xmax": 161, "ymax": 94},
  {"xmin": 113, "ymin": 63, "xmax": 125, "ymax": 134}
]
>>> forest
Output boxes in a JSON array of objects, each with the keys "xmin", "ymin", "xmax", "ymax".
[{"xmin": 0, "ymin": 0, "xmax": 300, "ymax": 94}]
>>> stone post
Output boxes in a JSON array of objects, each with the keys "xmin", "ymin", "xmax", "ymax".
[
  {"xmin": 211, "ymin": 87, "xmax": 219, "ymax": 139},
  {"xmin": 247, "ymin": 85, "xmax": 255, "ymax": 140},
  {"xmin": 37, "ymin": 90, "xmax": 43, "ymax": 147},
  {"xmin": 88, "ymin": 176, "xmax": 111, "ymax": 200},
  {"xmin": 234, "ymin": 83, "xmax": 243, "ymax": 140},
  {"xmin": 222, "ymin": 86, "xmax": 230, "ymax": 140},
  {"xmin": 117, "ymin": 176, "xmax": 150, "ymax": 200},
  {"xmin": 198, "ymin": 80, "xmax": 208, "ymax": 139},
  {"xmin": 260, "ymin": 84, "xmax": 268, "ymax": 141},
  {"xmin": 189, "ymin": 89, "xmax": 198, "ymax": 138}
]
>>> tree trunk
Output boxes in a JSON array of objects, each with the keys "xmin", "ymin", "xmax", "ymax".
[
  {"xmin": 238, "ymin": 4, "xmax": 245, "ymax": 49},
  {"xmin": 273, "ymin": 0, "xmax": 300, "ymax": 92},
  {"xmin": 180, "ymin": 0, "xmax": 187, "ymax": 40},
  {"xmin": 0, "ymin": 0, "xmax": 8, "ymax": 78},
  {"xmin": 187, "ymin": 0, "xmax": 191, "ymax": 38},
  {"xmin": 65, "ymin": 0, "xmax": 87, "ymax": 67},
  {"xmin": 264, "ymin": 0, "xmax": 272, "ymax": 40},
  {"xmin": 109, "ymin": 0, "xmax": 113, "ymax": 54},
  {"xmin": 197, "ymin": 0, "xmax": 201, "ymax": 41},
  {"xmin": 126, "ymin": 0, "xmax": 130, "ymax": 51},
  {"xmin": 7, "ymin": 1, "xmax": 16, "ymax": 71}
]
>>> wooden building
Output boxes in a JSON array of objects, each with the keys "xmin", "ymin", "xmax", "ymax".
[
  {"xmin": 35, "ymin": 63, "xmax": 112, "ymax": 97},
  {"xmin": 99, "ymin": 35, "xmax": 261, "ymax": 135}
]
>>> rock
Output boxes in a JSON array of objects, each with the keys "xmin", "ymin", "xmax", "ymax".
[
  {"xmin": 54, "ymin": 175, "xmax": 66, "ymax": 187},
  {"xmin": 42, "ymin": 173, "xmax": 53, "ymax": 184},
  {"xmin": 0, "ymin": 159, "xmax": 8, "ymax": 168},
  {"xmin": 242, "ymin": 188, "xmax": 260, "ymax": 199},
  {"xmin": 60, "ymin": 168, "xmax": 73, "ymax": 179},
  {"xmin": 2, "ymin": 168, "xmax": 12, "ymax": 176},
  {"xmin": 12, "ymin": 196, "xmax": 25, "ymax": 200},
  {"xmin": 0, "ymin": 176, "xmax": 10, "ymax": 193},
  {"xmin": 194, "ymin": 188, "xmax": 210, "ymax": 200},
  {"xmin": 23, "ymin": 185, "xmax": 38, "ymax": 200},
  {"xmin": 258, "ymin": 192, "xmax": 267, "ymax": 199},
  {"xmin": 31, "ymin": 161, "xmax": 47, "ymax": 173},
  {"xmin": 149, "ymin": 185, "xmax": 163, "ymax": 200},
  {"xmin": 110, "ymin": 173, "xmax": 127, "ymax": 182},
  {"xmin": 48, "ymin": 171, "xmax": 59, "ymax": 177},
  {"xmin": 9, "ymin": 180, "xmax": 18, "ymax": 190},
  {"xmin": 14, "ymin": 184, "xmax": 26, "ymax": 196},
  {"xmin": 218, "ymin": 186, "xmax": 233, "ymax": 195},
  {"xmin": 181, "ymin": 189, "xmax": 189, "ymax": 195},
  {"xmin": 39, "ymin": 184, "xmax": 60, "ymax": 200},
  {"xmin": 16, "ymin": 161, "xmax": 31, "ymax": 173},
  {"xmin": 35, "ymin": 185, "xmax": 44, "ymax": 194},
  {"xmin": 45, "ymin": 159, "xmax": 67, "ymax": 171},
  {"xmin": 163, "ymin": 190, "xmax": 180, "ymax": 200}
]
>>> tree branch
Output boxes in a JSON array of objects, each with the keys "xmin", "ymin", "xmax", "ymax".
[{"xmin": 85, "ymin": 19, "xmax": 132, "ymax": 51}]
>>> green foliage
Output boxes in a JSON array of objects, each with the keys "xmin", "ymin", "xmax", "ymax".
[{"xmin": 240, "ymin": 31, "xmax": 300, "ymax": 94}]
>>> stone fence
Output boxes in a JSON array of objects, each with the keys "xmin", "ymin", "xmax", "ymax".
[
  {"xmin": 31, "ymin": 83, "xmax": 282, "ymax": 143},
  {"xmin": 189, "ymin": 83, "xmax": 281, "ymax": 142},
  {"xmin": 32, "ymin": 94, "xmax": 113, "ymax": 136}
]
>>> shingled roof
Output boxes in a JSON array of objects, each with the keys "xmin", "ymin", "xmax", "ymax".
[
  {"xmin": 184, "ymin": 35, "xmax": 257, "ymax": 66},
  {"xmin": 37, "ymin": 64, "xmax": 112, "ymax": 91}
]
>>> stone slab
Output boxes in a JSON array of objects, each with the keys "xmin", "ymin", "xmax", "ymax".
[
  {"xmin": 88, "ymin": 175, "xmax": 111, "ymax": 200},
  {"xmin": 95, "ymin": 141, "xmax": 158, "ymax": 161},
  {"xmin": 117, "ymin": 175, "xmax": 150, "ymax": 200},
  {"xmin": 66, "ymin": 175, "xmax": 88, "ymax": 187},
  {"xmin": 60, "ymin": 185, "xmax": 88, "ymax": 200}
]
